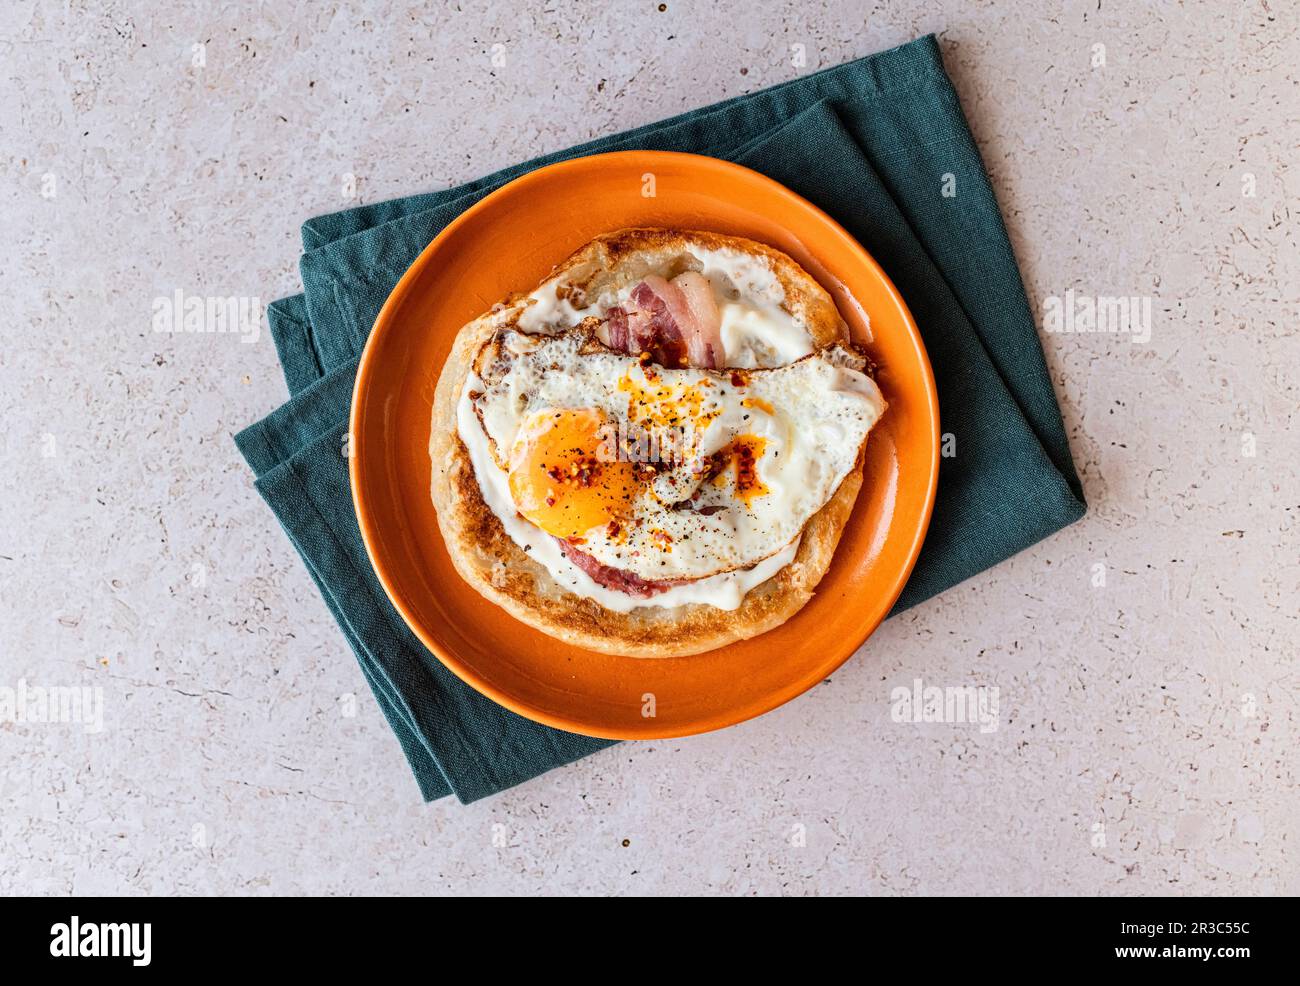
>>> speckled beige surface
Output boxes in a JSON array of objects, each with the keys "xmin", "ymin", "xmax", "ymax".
[{"xmin": 1, "ymin": 1, "xmax": 1296, "ymax": 896}]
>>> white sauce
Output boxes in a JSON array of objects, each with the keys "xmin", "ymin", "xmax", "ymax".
[
  {"xmin": 456, "ymin": 371, "xmax": 800, "ymax": 612},
  {"xmin": 515, "ymin": 285, "xmax": 620, "ymax": 334},
  {"xmin": 717, "ymin": 304, "xmax": 813, "ymax": 368},
  {"xmin": 683, "ymin": 245, "xmax": 815, "ymax": 368}
]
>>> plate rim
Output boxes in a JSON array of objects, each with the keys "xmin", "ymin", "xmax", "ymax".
[{"xmin": 349, "ymin": 149, "xmax": 940, "ymax": 739}]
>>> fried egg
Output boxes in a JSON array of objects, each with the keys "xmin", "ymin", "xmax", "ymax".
[{"xmin": 470, "ymin": 329, "xmax": 885, "ymax": 583}]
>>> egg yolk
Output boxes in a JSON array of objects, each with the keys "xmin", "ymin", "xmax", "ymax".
[{"xmin": 507, "ymin": 408, "xmax": 639, "ymax": 539}]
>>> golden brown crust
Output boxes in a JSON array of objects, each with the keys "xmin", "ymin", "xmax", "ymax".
[{"xmin": 429, "ymin": 228, "xmax": 866, "ymax": 658}]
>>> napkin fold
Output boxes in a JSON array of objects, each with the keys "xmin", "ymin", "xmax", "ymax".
[{"xmin": 235, "ymin": 34, "xmax": 1085, "ymax": 803}]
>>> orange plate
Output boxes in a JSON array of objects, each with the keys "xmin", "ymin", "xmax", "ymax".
[{"xmin": 350, "ymin": 151, "xmax": 938, "ymax": 740}]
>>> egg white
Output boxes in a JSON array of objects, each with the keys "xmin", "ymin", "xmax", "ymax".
[
  {"xmin": 456, "ymin": 371, "xmax": 800, "ymax": 613},
  {"xmin": 471, "ymin": 331, "xmax": 885, "ymax": 583}
]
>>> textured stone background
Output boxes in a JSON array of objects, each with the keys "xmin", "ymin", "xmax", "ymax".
[{"xmin": 1, "ymin": 0, "xmax": 1296, "ymax": 895}]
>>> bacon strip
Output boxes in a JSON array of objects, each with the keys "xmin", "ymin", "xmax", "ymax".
[
  {"xmin": 555, "ymin": 536, "xmax": 689, "ymax": 598},
  {"xmin": 603, "ymin": 272, "xmax": 724, "ymax": 369},
  {"xmin": 626, "ymin": 275, "xmax": 687, "ymax": 366},
  {"xmin": 671, "ymin": 271, "xmax": 723, "ymax": 368},
  {"xmin": 604, "ymin": 307, "xmax": 629, "ymax": 351}
]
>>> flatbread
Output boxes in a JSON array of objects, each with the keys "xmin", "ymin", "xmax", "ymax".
[{"xmin": 428, "ymin": 228, "xmax": 870, "ymax": 658}]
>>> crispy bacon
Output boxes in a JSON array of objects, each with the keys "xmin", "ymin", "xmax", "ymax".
[
  {"xmin": 603, "ymin": 272, "xmax": 724, "ymax": 369},
  {"xmin": 671, "ymin": 270, "xmax": 723, "ymax": 368},
  {"xmin": 556, "ymin": 536, "xmax": 689, "ymax": 598},
  {"xmin": 605, "ymin": 307, "xmax": 629, "ymax": 351},
  {"xmin": 603, "ymin": 304, "xmax": 654, "ymax": 355},
  {"xmin": 627, "ymin": 275, "xmax": 687, "ymax": 366}
]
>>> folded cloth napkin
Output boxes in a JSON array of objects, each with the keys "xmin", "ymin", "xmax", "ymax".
[{"xmin": 235, "ymin": 34, "xmax": 1086, "ymax": 803}]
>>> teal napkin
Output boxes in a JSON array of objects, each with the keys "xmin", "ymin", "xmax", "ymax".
[{"xmin": 235, "ymin": 35, "xmax": 1085, "ymax": 803}]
